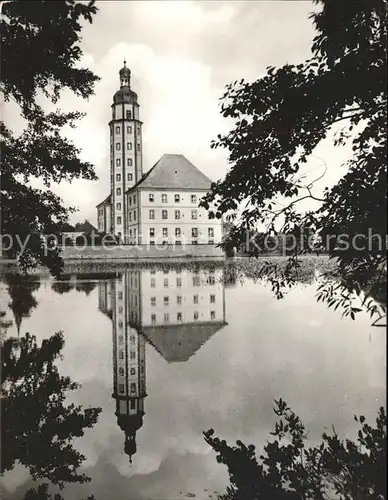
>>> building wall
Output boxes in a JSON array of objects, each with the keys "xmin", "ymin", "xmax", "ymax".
[
  {"xmin": 125, "ymin": 189, "xmax": 222, "ymax": 245},
  {"xmin": 139, "ymin": 268, "xmax": 225, "ymax": 327}
]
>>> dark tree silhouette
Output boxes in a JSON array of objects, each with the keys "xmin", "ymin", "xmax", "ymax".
[
  {"xmin": 51, "ymin": 280, "xmax": 75, "ymax": 295},
  {"xmin": 1, "ymin": 332, "xmax": 101, "ymax": 487},
  {"xmin": 4, "ymin": 273, "xmax": 41, "ymax": 335},
  {"xmin": 0, "ymin": 0, "xmax": 100, "ymax": 275}
]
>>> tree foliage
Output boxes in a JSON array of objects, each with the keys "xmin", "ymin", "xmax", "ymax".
[
  {"xmin": 0, "ymin": 0, "xmax": 100, "ymax": 275},
  {"xmin": 1, "ymin": 331, "xmax": 102, "ymax": 487},
  {"xmin": 201, "ymin": 0, "xmax": 387, "ymax": 314},
  {"xmin": 204, "ymin": 399, "xmax": 387, "ymax": 500}
]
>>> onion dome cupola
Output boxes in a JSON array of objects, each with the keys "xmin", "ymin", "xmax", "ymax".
[{"xmin": 114, "ymin": 59, "xmax": 138, "ymax": 104}]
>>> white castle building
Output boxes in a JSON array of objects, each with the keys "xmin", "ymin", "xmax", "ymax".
[{"xmin": 96, "ymin": 62, "xmax": 223, "ymax": 246}]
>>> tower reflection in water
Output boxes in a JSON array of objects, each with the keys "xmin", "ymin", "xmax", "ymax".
[{"xmin": 98, "ymin": 265, "xmax": 227, "ymax": 463}]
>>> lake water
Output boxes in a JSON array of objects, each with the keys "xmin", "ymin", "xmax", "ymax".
[{"xmin": 0, "ymin": 262, "xmax": 386, "ymax": 499}]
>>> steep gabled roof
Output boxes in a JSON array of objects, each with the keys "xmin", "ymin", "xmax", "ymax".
[
  {"xmin": 142, "ymin": 321, "xmax": 227, "ymax": 363},
  {"xmin": 74, "ymin": 220, "xmax": 98, "ymax": 234},
  {"xmin": 126, "ymin": 154, "xmax": 212, "ymax": 193}
]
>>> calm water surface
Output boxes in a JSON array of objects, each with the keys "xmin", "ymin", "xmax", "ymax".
[{"xmin": 0, "ymin": 263, "xmax": 386, "ymax": 499}]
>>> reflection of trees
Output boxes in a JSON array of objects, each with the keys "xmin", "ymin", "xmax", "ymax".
[
  {"xmin": 75, "ymin": 281, "xmax": 97, "ymax": 296},
  {"xmin": 23, "ymin": 483, "xmax": 95, "ymax": 500},
  {"xmin": 1, "ymin": 332, "xmax": 101, "ymax": 488},
  {"xmin": 4, "ymin": 273, "xmax": 41, "ymax": 334},
  {"xmin": 51, "ymin": 280, "xmax": 75, "ymax": 295}
]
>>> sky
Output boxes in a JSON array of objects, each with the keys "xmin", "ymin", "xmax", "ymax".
[{"xmin": 5, "ymin": 1, "xmax": 356, "ymax": 225}]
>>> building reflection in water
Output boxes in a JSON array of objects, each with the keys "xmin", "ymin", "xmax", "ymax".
[{"xmin": 98, "ymin": 265, "xmax": 227, "ymax": 463}]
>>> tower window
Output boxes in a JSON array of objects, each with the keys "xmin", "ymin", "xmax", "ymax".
[
  {"xmin": 162, "ymin": 210, "xmax": 168, "ymax": 219},
  {"xmin": 137, "ymin": 143, "xmax": 140, "ymax": 152},
  {"xmin": 130, "ymin": 367, "xmax": 136, "ymax": 375},
  {"xmin": 116, "ymin": 188, "xmax": 121, "ymax": 195},
  {"xmin": 129, "ymin": 213, "xmax": 132, "ymax": 222},
  {"xmin": 119, "ymin": 367, "xmax": 124, "ymax": 376},
  {"xmin": 127, "ymin": 158, "xmax": 133, "ymax": 166},
  {"xmin": 116, "ymin": 174, "xmax": 121, "ymax": 181},
  {"xmin": 128, "ymin": 173, "xmax": 132, "ymax": 181},
  {"xmin": 130, "ymin": 351, "xmax": 136, "ymax": 359},
  {"xmin": 133, "ymin": 195, "xmax": 136, "ymax": 204},
  {"xmin": 127, "ymin": 126, "xmax": 132, "ymax": 134},
  {"xmin": 191, "ymin": 209, "xmax": 198, "ymax": 220},
  {"xmin": 162, "ymin": 194, "xmax": 167, "ymax": 203},
  {"xmin": 116, "ymin": 158, "xmax": 121, "ymax": 167},
  {"xmin": 133, "ymin": 211, "xmax": 136, "ymax": 221},
  {"xmin": 174, "ymin": 194, "xmax": 180, "ymax": 203},
  {"xmin": 116, "ymin": 143, "xmax": 121, "ymax": 151},
  {"xmin": 130, "ymin": 383, "xmax": 136, "ymax": 392},
  {"xmin": 149, "ymin": 194, "xmax": 154, "ymax": 202},
  {"xmin": 130, "ymin": 400, "xmax": 136, "ymax": 409},
  {"xmin": 127, "ymin": 142, "xmax": 132, "ymax": 150},
  {"xmin": 117, "ymin": 216, "xmax": 122, "ymax": 224},
  {"xmin": 116, "ymin": 202, "xmax": 121, "ymax": 210},
  {"xmin": 126, "ymin": 110, "xmax": 132, "ymax": 119},
  {"xmin": 175, "ymin": 210, "xmax": 180, "ymax": 220},
  {"xmin": 119, "ymin": 384, "xmax": 124, "ymax": 393},
  {"xmin": 191, "ymin": 194, "xmax": 197, "ymax": 204},
  {"xmin": 115, "ymin": 126, "xmax": 120, "ymax": 134},
  {"xmin": 119, "ymin": 350, "xmax": 124, "ymax": 360}
]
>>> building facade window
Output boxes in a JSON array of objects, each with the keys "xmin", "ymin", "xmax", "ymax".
[
  {"xmin": 133, "ymin": 211, "xmax": 136, "ymax": 221},
  {"xmin": 191, "ymin": 209, "xmax": 198, "ymax": 219},
  {"xmin": 175, "ymin": 228, "xmax": 181, "ymax": 237},
  {"xmin": 116, "ymin": 158, "xmax": 121, "ymax": 167},
  {"xmin": 130, "ymin": 382, "xmax": 136, "ymax": 392},
  {"xmin": 164, "ymin": 313, "xmax": 169, "ymax": 323},
  {"xmin": 119, "ymin": 350, "xmax": 124, "ymax": 360},
  {"xmin": 164, "ymin": 278, "xmax": 168, "ymax": 288},
  {"xmin": 174, "ymin": 194, "xmax": 180, "ymax": 202},
  {"xmin": 151, "ymin": 297, "xmax": 156, "ymax": 306},
  {"xmin": 162, "ymin": 228, "xmax": 168, "ymax": 237},
  {"xmin": 149, "ymin": 193, "xmax": 154, "ymax": 202},
  {"xmin": 193, "ymin": 295, "xmax": 199, "ymax": 304},
  {"xmin": 162, "ymin": 210, "xmax": 168, "ymax": 219},
  {"xmin": 149, "ymin": 210, "xmax": 155, "ymax": 219},
  {"xmin": 137, "ymin": 144, "xmax": 140, "ymax": 152},
  {"xmin": 127, "ymin": 142, "xmax": 132, "ymax": 150},
  {"xmin": 127, "ymin": 126, "xmax": 132, "ymax": 133},
  {"xmin": 115, "ymin": 126, "xmax": 120, "ymax": 134},
  {"xmin": 191, "ymin": 194, "xmax": 197, "ymax": 204},
  {"xmin": 126, "ymin": 110, "xmax": 131, "ymax": 119},
  {"xmin": 119, "ymin": 367, "xmax": 124, "ymax": 375},
  {"xmin": 127, "ymin": 158, "xmax": 132, "ymax": 166},
  {"xmin": 133, "ymin": 195, "xmax": 136, "ymax": 204},
  {"xmin": 162, "ymin": 194, "xmax": 167, "ymax": 203},
  {"xmin": 208, "ymin": 228, "xmax": 214, "ymax": 237},
  {"xmin": 116, "ymin": 202, "xmax": 121, "ymax": 210},
  {"xmin": 130, "ymin": 351, "xmax": 136, "ymax": 359},
  {"xmin": 117, "ymin": 216, "xmax": 122, "ymax": 224},
  {"xmin": 151, "ymin": 313, "xmax": 156, "ymax": 324},
  {"xmin": 210, "ymin": 294, "xmax": 216, "ymax": 303},
  {"xmin": 150, "ymin": 228, "xmax": 155, "ymax": 237},
  {"xmin": 119, "ymin": 384, "xmax": 124, "ymax": 393},
  {"xmin": 175, "ymin": 210, "xmax": 180, "ymax": 220},
  {"xmin": 116, "ymin": 188, "xmax": 121, "ymax": 195},
  {"xmin": 194, "ymin": 311, "xmax": 199, "ymax": 320},
  {"xmin": 116, "ymin": 174, "xmax": 121, "ymax": 181},
  {"xmin": 116, "ymin": 143, "xmax": 120, "ymax": 151},
  {"xmin": 211, "ymin": 311, "xmax": 216, "ymax": 320},
  {"xmin": 192, "ymin": 228, "xmax": 198, "ymax": 238},
  {"xmin": 177, "ymin": 312, "xmax": 182, "ymax": 322},
  {"xmin": 177, "ymin": 295, "xmax": 182, "ymax": 304},
  {"xmin": 128, "ymin": 173, "xmax": 132, "ymax": 181},
  {"xmin": 130, "ymin": 367, "xmax": 136, "ymax": 375},
  {"xmin": 176, "ymin": 277, "xmax": 182, "ymax": 287},
  {"xmin": 175, "ymin": 241, "xmax": 182, "ymax": 245},
  {"xmin": 164, "ymin": 296, "xmax": 169, "ymax": 305}
]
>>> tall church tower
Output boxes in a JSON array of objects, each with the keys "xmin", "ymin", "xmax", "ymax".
[{"xmin": 109, "ymin": 61, "xmax": 143, "ymax": 241}]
